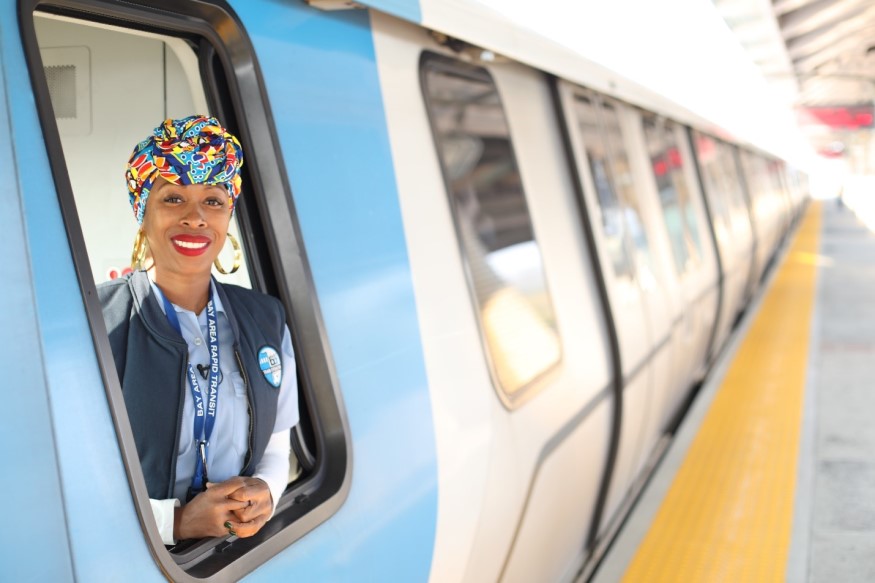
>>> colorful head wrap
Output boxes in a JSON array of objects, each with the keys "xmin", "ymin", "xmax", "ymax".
[{"xmin": 126, "ymin": 115, "xmax": 244, "ymax": 224}]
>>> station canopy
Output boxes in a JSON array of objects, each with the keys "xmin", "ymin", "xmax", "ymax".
[{"xmin": 715, "ymin": 0, "xmax": 875, "ymax": 169}]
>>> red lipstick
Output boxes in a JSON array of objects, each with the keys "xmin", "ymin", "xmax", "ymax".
[{"xmin": 171, "ymin": 234, "xmax": 211, "ymax": 256}]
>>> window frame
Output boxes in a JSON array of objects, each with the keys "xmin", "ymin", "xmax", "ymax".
[
  {"xmin": 19, "ymin": 0, "xmax": 351, "ymax": 579},
  {"xmin": 418, "ymin": 50, "xmax": 563, "ymax": 410}
]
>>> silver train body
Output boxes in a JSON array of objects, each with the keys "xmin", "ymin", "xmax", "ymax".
[{"xmin": 3, "ymin": 0, "xmax": 806, "ymax": 581}]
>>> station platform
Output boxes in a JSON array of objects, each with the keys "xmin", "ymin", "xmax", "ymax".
[{"xmin": 592, "ymin": 200, "xmax": 875, "ymax": 582}]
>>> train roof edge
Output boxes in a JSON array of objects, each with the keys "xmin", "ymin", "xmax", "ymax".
[{"xmin": 333, "ymin": 0, "xmax": 814, "ymax": 169}]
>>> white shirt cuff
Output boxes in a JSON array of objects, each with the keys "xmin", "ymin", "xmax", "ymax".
[
  {"xmin": 253, "ymin": 428, "xmax": 292, "ymax": 517},
  {"xmin": 150, "ymin": 498, "xmax": 181, "ymax": 545}
]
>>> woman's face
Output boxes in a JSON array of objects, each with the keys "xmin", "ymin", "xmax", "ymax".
[{"xmin": 141, "ymin": 176, "xmax": 232, "ymax": 278}]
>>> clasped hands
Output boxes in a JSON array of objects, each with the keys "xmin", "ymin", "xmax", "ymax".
[{"xmin": 173, "ymin": 476, "xmax": 272, "ymax": 541}]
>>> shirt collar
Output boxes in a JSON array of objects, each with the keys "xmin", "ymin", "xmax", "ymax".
[{"xmin": 148, "ymin": 276, "xmax": 226, "ymax": 316}]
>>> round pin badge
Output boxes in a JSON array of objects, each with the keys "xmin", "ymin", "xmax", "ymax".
[{"xmin": 257, "ymin": 346, "xmax": 282, "ymax": 388}]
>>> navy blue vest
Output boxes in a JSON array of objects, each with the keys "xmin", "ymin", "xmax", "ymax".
[{"xmin": 98, "ymin": 271, "xmax": 285, "ymax": 500}]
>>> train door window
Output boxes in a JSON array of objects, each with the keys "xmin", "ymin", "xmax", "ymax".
[
  {"xmin": 643, "ymin": 115, "xmax": 702, "ymax": 274},
  {"xmin": 742, "ymin": 150, "xmax": 771, "ymax": 212},
  {"xmin": 759, "ymin": 155, "xmax": 782, "ymax": 221},
  {"xmin": 767, "ymin": 158, "xmax": 788, "ymax": 202},
  {"xmin": 762, "ymin": 156, "xmax": 778, "ymax": 200},
  {"xmin": 23, "ymin": 2, "xmax": 349, "ymax": 580},
  {"xmin": 739, "ymin": 150, "xmax": 761, "ymax": 201},
  {"xmin": 718, "ymin": 142, "xmax": 750, "ymax": 220},
  {"xmin": 692, "ymin": 131, "xmax": 733, "ymax": 239},
  {"xmin": 420, "ymin": 53, "xmax": 561, "ymax": 407},
  {"xmin": 599, "ymin": 102, "xmax": 654, "ymax": 282},
  {"xmin": 570, "ymin": 93, "xmax": 636, "ymax": 278}
]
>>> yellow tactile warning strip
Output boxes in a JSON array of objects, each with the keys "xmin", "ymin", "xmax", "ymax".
[{"xmin": 622, "ymin": 202, "xmax": 822, "ymax": 582}]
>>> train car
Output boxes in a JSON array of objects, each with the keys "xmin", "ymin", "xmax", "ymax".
[{"xmin": 2, "ymin": 0, "xmax": 807, "ymax": 581}]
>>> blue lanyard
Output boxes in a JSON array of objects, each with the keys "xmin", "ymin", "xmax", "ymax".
[{"xmin": 160, "ymin": 289, "xmax": 220, "ymax": 494}]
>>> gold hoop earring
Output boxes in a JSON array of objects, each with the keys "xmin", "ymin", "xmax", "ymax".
[
  {"xmin": 214, "ymin": 233, "xmax": 241, "ymax": 275},
  {"xmin": 130, "ymin": 230, "xmax": 148, "ymax": 270}
]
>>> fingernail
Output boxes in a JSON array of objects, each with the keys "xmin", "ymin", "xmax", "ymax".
[
  {"xmin": 228, "ymin": 529, "xmax": 237, "ymax": 537},
  {"xmin": 224, "ymin": 521, "xmax": 232, "ymax": 529}
]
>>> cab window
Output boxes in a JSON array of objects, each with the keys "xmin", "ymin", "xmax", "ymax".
[{"xmin": 23, "ymin": 2, "xmax": 348, "ymax": 579}]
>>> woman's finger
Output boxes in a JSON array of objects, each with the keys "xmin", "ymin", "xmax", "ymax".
[
  {"xmin": 216, "ymin": 497, "xmax": 250, "ymax": 513},
  {"xmin": 227, "ymin": 513, "xmax": 269, "ymax": 538},
  {"xmin": 232, "ymin": 499, "xmax": 271, "ymax": 523},
  {"xmin": 226, "ymin": 481, "xmax": 270, "ymax": 501},
  {"xmin": 205, "ymin": 476, "xmax": 248, "ymax": 497}
]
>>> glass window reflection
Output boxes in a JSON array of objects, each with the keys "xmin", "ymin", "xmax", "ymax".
[
  {"xmin": 572, "ymin": 95, "xmax": 635, "ymax": 278},
  {"xmin": 643, "ymin": 115, "xmax": 703, "ymax": 274},
  {"xmin": 422, "ymin": 58, "xmax": 561, "ymax": 402}
]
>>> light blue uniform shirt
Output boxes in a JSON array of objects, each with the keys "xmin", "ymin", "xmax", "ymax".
[{"xmin": 148, "ymin": 279, "xmax": 299, "ymax": 536}]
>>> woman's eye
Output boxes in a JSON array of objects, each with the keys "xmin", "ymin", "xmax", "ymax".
[
  {"xmin": 205, "ymin": 198, "xmax": 225, "ymax": 207},
  {"xmin": 164, "ymin": 195, "xmax": 183, "ymax": 203}
]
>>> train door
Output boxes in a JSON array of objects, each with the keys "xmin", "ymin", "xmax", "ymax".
[
  {"xmin": 740, "ymin": 149, "xmax": 778, "ymax": 284},
  {"xmin": 637, "ymin": 113, "xmax": 718, "ymax": 429},
  {"xmin": 672, "ymin": 123, "xmax": 722, "ymax": 383},
  {"xmin": 373, "ymin": 13, "xmax": 614, "ymax": 582},
  {"xmin": 554, "ymin": 81, "xmax": 660, "ymax": 534},
  {"xmin": 692, "ymin": 132, "xmax": 754, "ymax": 356},
  {"xmin": 613, "ymin": 106, "xmax": 678, "ymax": 474},
  {"xmin": 725, "ymin": 144, "xmax": 758, "ymax": 305},
  {"xmin": 490, "ymin": 62, "xmax": 621, "ymax": 583},
  {"xmin": 769, "ymin": 158, "xmax": 795, "ymax": 239}
]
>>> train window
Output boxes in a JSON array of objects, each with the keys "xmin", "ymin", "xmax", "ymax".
[
  {"xmin": 420, "ymin": 53, "xmax": 561, "ymax": 406},
  {"xmin": 767, "ymin": 158, "xmax": 788, "ymax": 201},
  {"xmin": 696, "ymin": 133, "xmax": 753, "ymax": 243},
  {"xmin": 692, "ymin": 132, "xmax": 733, "ymax": 239},
  {"xmin": 570, "ymin": 92, "xmax": 657, "ymax": 285},
  {"xmin": 600, "ymin": 102, "xmax": 654, "ymax": 279},
  {"xmin": 740, "ymin": 150, "xmax": 770, "ymax": 207},
  {"xmin": 23, "ymin": 2, "xmax": 349, "ymax": 580},
  {"xmin": 571, "ymin": 94, "xmax": 635, "ymax": 278},
  {"xmin": 718, "ymin": 142, "xmax": 749, "ymax": 218},
  {"xmin": 642, "ymin": 115, "xmax": 702, "ymax": 273}
]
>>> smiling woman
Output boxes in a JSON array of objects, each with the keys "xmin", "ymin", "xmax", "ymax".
[{"xmin": 98, "ymin": 115, "xmax": 300, "ymax": 545}]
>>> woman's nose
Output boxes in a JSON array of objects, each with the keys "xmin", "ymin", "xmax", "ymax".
[{"xmin": 180, "ymin": 204, "xmax": 207, "ymax": 226}]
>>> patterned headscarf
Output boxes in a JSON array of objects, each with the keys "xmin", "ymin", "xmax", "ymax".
[{"xmin": 126, "ymin": 115, "xmax": 244, "ymax": 224}]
